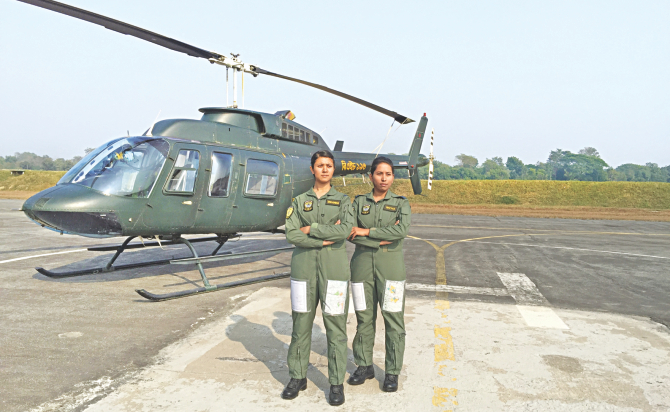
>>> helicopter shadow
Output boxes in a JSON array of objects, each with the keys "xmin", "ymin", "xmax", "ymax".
[
  {"xmin": 225, "ymin": 310, "xmax": 359, "ymax": 401},
  {"xmin": 31, "ymin": 238, "xmax": 291, "ymax": 285}
]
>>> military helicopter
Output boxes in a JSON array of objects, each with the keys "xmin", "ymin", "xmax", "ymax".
[{"xmin": 17, "ymin": 0, "xmax": 429, "ymax": 301}]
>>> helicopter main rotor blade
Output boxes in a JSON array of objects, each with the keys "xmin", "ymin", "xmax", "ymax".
[
  {"xmin": 17, "ymin": 0, "xmax": 414, "ymax": 124},
  {"xmin": 16, "ymin": 0, "xmax": 223, "ymax": 60},
  {"xmin": 251, "ymin": 67, "xmax": 414, "ymax": 124}
]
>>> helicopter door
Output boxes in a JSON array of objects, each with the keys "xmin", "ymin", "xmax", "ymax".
[
  {"xmin": 193, "ymin": 148, "xmax": 238, "ymax": 231},
  {"xmin": 142, "ymin": 144, "xmax": 204, "ymax": 232},
  {"xmin": 228, "ymin": 151, "xmax": 284, "ymax": 230}
]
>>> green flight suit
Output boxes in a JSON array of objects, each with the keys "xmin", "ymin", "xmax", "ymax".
[
  {"xmin": 348, "ymin": 190, "xmax": 411, "ymax": 375},
  {"xmin": 285, "ymin": 186, "xmax": 354, "ymax": 385}
]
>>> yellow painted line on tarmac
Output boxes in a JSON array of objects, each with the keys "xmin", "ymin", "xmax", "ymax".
[
  {"xmin": 434, "ymin": 326, "xmax": 455, "ymax": 362},
  {"xmin": 409, "ymin": 232, "xmax": 568, "ymax": 411},
  {"xmin": 410, "ymin": 227, "xmax": 670, "ymax": 410}
]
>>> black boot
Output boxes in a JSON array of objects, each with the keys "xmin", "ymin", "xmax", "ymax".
[
  {"xmin": 382, "ymin": 374, "xmax": 398, "ymax": 392},
  {"xmin": 347, "ymin": 365, "xmax": 375, "ymax": 385},
  {"xmin": 281, "ymin": 378, "xmax": 307, "ymax": 400},
  {"xmin": 329, "ymin": 384, "xmax": 345, "ymax": 406}
]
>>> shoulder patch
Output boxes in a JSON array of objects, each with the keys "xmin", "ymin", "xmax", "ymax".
[
  {"xmin": 399, "ymin": 196, "xmax": 407, "ymax": 199},
  {"xmin": 326, "ymin": 199, "xmax": 341, "ymax": 206},
  {"xmin": 286, "ymin": 207, "xmax": 294, "ymax": 219},
  {"xmin": 383, "ymin": 205, "xmax": 398, "ymax": 212}
]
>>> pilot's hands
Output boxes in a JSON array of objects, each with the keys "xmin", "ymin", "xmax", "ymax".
[
  {"xmin": 379, "ymin": 241, "xmax": 393, "ymax": 245},
  {"xmin": 299, "ymin": 226, "xmax": 310, "ymax": 235},
  {"xmin": 323, "ymin": 240, "xmax": 335, "ymax": 246},
  {"xmin": 335, "ymin": 220, "xmax": 341, "ymax": 225},
  {"xmin": 348, "ymin": 227, "xmax": 370, "ymax": 240}
]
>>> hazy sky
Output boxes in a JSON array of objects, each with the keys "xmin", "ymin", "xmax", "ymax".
[{"xmin": 1, "ymin": 0, "xmax": 668, "ymax": 167}]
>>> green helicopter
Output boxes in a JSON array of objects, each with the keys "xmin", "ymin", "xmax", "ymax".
[{"xmin": 17, "ymin": 0, "xmax": 429, "ymax": 301}]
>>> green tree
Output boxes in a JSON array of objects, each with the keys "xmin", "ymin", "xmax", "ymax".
[
  {"xmin": 455, "ymin": 154, "xmax": 478, "ymax": 168},
  {"xmin": 505, "ymin": 156, "xmax": 524, "ymax": 179}
]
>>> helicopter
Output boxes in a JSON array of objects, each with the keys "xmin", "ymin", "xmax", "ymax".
[{"xmin": 16, "ymin": 0, "xmax": 430, "ymax": 301}]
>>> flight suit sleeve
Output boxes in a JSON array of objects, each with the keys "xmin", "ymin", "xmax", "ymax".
[
  {"xmin": 347, "ymin": 196, "xmax": 381, "ymax": 249},
  {"xmin": 309, "ymin": 195, "xmax": 354, "ymax": 241},
  {"xmin": 367, "ymin": 199, "xmax": 411, "ymax": 241},
  {"xmin": 285, "ymin": 199, "xmax": 323, "ymax": 248}
]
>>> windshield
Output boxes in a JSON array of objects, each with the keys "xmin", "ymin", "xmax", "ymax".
[{"xmin": 61, "ymin": 137, "xmax": 169, "ymax": 198}]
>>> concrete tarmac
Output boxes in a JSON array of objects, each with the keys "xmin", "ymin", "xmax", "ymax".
[{"xmin": 1, "ymin": 199, "xmax": 669, "ymax": 411}]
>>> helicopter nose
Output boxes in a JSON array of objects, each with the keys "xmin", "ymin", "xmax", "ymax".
[{"xmin": 23, "ymin": 185, "xmax": 123, "ymax": 236}]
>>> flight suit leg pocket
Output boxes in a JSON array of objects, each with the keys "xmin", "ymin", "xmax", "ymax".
[
  {"xmin": 351, "ymin": 282, "xmax": 366, "ymax": 311},
  {"xmin": 323, "ymin": 280, "xmax": 348, "ymax": 315},
  {"xmin": 290, "ymin": 279, "xmax": 309, "ymax": 313},
  {"xmin": 382, "ymin": 280, "xmax": 405, "ymax": 313}
]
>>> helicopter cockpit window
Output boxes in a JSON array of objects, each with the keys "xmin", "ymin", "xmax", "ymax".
[
  {"xmin": 209, "ymin": 152, "xmax": 233, "ymax": 197},
  {"xmin": 165, "ymin": 150, "xmax": 200, "ymax": 193},
  {"xmin": 64, "ymin": 137, "xmax": 169, "ymax": 198},
  {"xmin": 245, "ymin": 159, "xmax": 278, "ymax": 196}
]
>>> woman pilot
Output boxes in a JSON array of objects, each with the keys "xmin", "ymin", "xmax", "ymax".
[
  {"xmin": 347, "ymin": 156, "xmax": 411, "ymax": 393},
  {"xmin": 282, "ymin": 150, "xmax": 354, "ymax": 406}
]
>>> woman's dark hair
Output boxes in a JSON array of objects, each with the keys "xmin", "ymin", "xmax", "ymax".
[
  {"xmin": 311, "ymin": 150, "xmax": 335, "ymax": 168},
  {"xmin": 370, "ymin": 156, "xmax": 394, "ymax": 174}
]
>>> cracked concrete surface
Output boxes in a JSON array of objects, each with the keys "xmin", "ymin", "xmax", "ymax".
[{"xmin": 67, "ymin": 287, "xmax": 670, "ymax": 411}]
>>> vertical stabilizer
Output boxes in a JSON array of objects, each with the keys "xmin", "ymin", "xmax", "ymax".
[{"xmin": 408, "ymin": 114, "xmax": 428, "ymax": 195}]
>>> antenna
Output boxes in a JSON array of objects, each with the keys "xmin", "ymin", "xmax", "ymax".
[{"xmin": 226, "ymin": 67, "xmax": 229, "ymax": 108}]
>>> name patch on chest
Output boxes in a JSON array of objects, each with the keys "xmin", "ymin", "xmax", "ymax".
[
  {"xmin": 361, "ymin": 205, "xmax": 371, "ymax": 215},
  {"xmin": 303, "ymin": 200, "xmax": 313, "ymax": 212},
  {"xmin": 383, "ymin": 205, "xmax": 398, "ymax": 212},
  {"xmin": 325, "ymin": 199, "xmax": 341, "ymax": 206}
]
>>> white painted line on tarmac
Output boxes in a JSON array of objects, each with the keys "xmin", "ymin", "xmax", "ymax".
[
  {"xmin": 407, "ymin": 237, "xmax": 670, "ymax": 260},
  {"xmin": 406, "ymin": 283, "xmax": 509, "ymax": 296},
  {"xmin": 0, "ymin": 249, "xmax": 87, "ymax": 264},
  {"xmin": 496, "ymin": 272, "xmax": 548, "ymax": 305},
  {"xmin": 497, "ymin": 272, "xmax": 569, "ymax": 330},
  {"xmin": 516, "ymin": 306, "xmax": 569, "ymax": 330}
]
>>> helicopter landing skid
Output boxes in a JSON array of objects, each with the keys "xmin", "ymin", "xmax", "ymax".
[
  {"xmin": 36, "ymin": 235, "xmax": 234, "ymax": 279},
  {"xmin": 135, "ymin": 245, "xmax": 295, "ymax": 301}
]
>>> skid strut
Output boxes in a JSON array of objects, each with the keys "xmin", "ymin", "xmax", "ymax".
[{"xmin": 135, "ymin": 246, "xmax": 295, "ymax": 301}]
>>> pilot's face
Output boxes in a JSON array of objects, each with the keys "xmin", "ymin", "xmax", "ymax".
[
  {"xmin": 311, "ymin": 156, "xmax": 334, "ymax": 184},
  {"xmin": 371, "ymin": 162, "xmax": 394, "ymax": 192}
]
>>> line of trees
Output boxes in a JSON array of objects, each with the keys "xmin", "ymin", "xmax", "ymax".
[
  {"xmin": 403, "ymin": 147, "xmax": 670, "ymax": 182},
  {"xmin": 0, "ymin": 149, "xmax": 95, "ymax": 172},
  {"xmin": 3, "ymin": 146, "xmax": 670, "ymax": 183}
]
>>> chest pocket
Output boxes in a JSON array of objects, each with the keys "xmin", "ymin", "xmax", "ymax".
[
  {"xmin": 322, "ymin": 198, "xmax": 342, "ymax": 224},
  {"xmin": 379, "ymin": 203, "xmax": 400, "ymax": 227}
]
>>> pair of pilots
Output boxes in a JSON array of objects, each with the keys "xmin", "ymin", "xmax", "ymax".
[{"xmin": 283, "ymin": 150, "xmax": 411, "ymax": 406}]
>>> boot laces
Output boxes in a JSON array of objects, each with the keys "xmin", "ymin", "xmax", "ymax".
[
  {"xmin": 331, "ymin": 385, "xmax": 343, "ymax": 394},
  {"xmin": 386, "ymin": 374, "xmax": 397, "ymax": 383}
]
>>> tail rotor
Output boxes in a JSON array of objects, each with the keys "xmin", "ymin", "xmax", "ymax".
[{"xmin": 427, "ymin": 128, "xmax": 435, "ymax": 191}]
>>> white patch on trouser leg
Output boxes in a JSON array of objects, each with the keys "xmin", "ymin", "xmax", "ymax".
[
  {"xmin": 290, "ymin": 279, "xmax": 309, "ymax": 313},
  {"xmin": 351, "ymin": 282, "xmax": 366, "ymax": 311},
  {"xmin": 324, "ymin": 280, "xmax": 348, "ymax": 315},
  {"xmin": 382, "ymin": 280, "xmax": 405, "ymax": 312}
]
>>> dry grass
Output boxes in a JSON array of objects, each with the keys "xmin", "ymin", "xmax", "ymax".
[
  {"xmin": 3, "ymin": 172, "xmax": 670, "ymax": 221},
  {"xmin": 0, "ymin": 170, "xmax": 65, "ymax": 194},
  {"xmin": 337, "ymin": 178, "xmax": 670, "ymax": 209}
]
